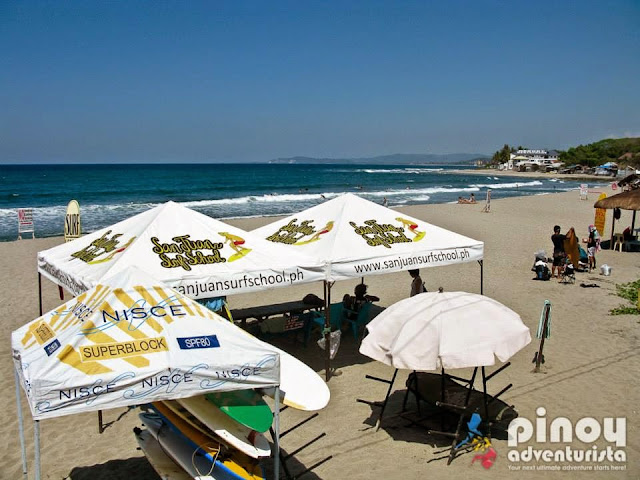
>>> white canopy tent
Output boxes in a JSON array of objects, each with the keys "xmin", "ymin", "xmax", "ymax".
[
  {"xmin": 37, "ymin": 201, "xmax": 324, "ymax": 314},
  {"xmin": 252, "ymin": 193, "xmax": 485, "ymax": 379},
  {"xmin": 12, "ymin": 266, "xmax": 283, "ymax": 479},
  {"xmin": 253, "ymin": 193, "xmax": 484, "ymax": 281}
]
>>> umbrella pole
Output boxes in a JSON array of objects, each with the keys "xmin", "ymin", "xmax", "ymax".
[
  {"xmin": 274, "ymin": 386, "xmax": 280, "ymax": 480},
  {"xmin": 14, "ymin": 368, "xmax": 28, "ymax": 479},
  {"xmin": 632, "ymin": 211, "xmax": 637, "ymax": 236},
  {"xmin": 481, "ymin": 367, "xmax": 489, "ymax": 431},
  {"xmin": 38, "ymin": 272, "xmax": 43, "ymax": 316},
  {"xmin": 478, "ymin": 260, "xmax": 484, "ymax": 295}
]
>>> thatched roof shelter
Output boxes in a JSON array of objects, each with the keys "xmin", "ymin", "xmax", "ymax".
[
  {"xmin": 594, "ymin": 189, "xmax": 640, "ymax": 210},
  {"xmin": 594, "ymin": 190, "xmax": 640, "ymax": 246}
]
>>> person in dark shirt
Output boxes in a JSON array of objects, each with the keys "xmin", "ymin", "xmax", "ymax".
[{"xmin": 551, "ymin": 225, "xmax": 566, "ymax": 279}]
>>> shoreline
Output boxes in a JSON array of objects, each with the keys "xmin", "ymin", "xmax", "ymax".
[
  {"xmin": 447, "ymin": 168, "xmax": 617, "ymax": 182},
  {"xmin": 2, "ymin": 190, "xmax": 638, "ymax": 479}
]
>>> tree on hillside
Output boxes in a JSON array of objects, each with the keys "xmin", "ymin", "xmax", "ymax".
[
  {"xmin": 559, "ymin": 138, "xmax": 640, "ymax": 167},
  {"xmin": 490, "ymin": 144, "xmax": 512, "ymax": 165}
]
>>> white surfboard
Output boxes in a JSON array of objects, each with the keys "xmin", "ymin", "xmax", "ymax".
[
  {"xmin": 171, "ymin": 397, "xmax": 271, "ymax": 459},
  {"xmin": 135, "ymin": 428, "xmax": 192, "ymax": 480},
  {"xmin": 139, "ymin": 412, "xmax": 237, "ymax": 480},
  {"xmin": 260, "ymin": 345, "xmax": 330, "ymax": 411},
  {"xmin": 215, "ymin": 315, "xmax": 330, "ymax": 411}
]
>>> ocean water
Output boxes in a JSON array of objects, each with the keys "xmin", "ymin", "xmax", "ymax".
[{"xmin": 0, "ymin": 163, "xmax": 591, "ymax": 241}]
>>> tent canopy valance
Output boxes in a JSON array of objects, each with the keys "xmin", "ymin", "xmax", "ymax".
[
  {"xmin": 252, "ymin": 193, "xmax": 484, "ymax": 282},
  {"xmin": 37, "ymin": 201, "xmax": 324, "ymax": 299}
]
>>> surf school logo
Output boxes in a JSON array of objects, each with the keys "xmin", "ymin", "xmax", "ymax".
[
  {"xmin": 507, "ymin": 407, "xmax": 627, "ymax": 472},
  {"xmin": 264, "ymin": 219, "xmax": 334, "ymax": 245},
  {"xmin": 349, "ymin": 217, "xmax": 425, "ymax": 248},
  {"xmin": 71, "ymin": 230, "xmax": 136, "ymax": 264}
]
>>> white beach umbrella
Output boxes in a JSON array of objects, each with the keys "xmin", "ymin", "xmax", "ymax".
[{"xmin": 359, "ymin": 291, "xmax": 531, "ymax": 371}]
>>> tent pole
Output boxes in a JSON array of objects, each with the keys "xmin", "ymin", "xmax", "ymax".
[
  {"xmin": 274, "ymin": 386, "xmax": 280, "ymax": 480},
  {"xmin": 38, "ymin": 272, "xmax": 43, "ymax": 316},
  {"xmin": 324, "ymin": 281, "xmax": 332, "ymax": 382},
  {"xmin": 14, "ymin": 368, "xmax": 28, "ymax": 479},
  {"xmin": 479, "ymin": 260, "xmax": 484, "ymax": 295},
  {"xmin": 34, "ymin": 420, "xmax": 41, "ymax": 480}
]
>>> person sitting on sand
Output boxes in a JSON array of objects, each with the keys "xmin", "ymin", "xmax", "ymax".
[
  {"xmin": 469, "ymin": 193, "xmax": 477, "ymax": 203},
  {"xmin": 343, "ymin": 284, "xmax": 379, "ymax": 319}
]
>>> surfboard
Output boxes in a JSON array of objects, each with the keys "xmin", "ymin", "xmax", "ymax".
[
  {"xmin": 210, "ymin": 315, "xmax": 331, "ymax": 411},
  {"xmin": 139, "ymin": 412, "xmax": 220, "ymax": 480},
  {"xmin": 260, "ymin": 346, "xmax": 330, "ymax": 411},
  {"xmin": 146, "ymin": 404, "xmax": 265, "ymax": 480},
  {"xmin": 204, "ymin": 390, "xmax": 273, "ymax": 433},
  {"xmin": 594, "ymin": 193, "xmax": 607, "ymax": 236},
  {"xmin": 177, "ymin": 396, "xmax": 271, "ymax": 459},
  {"xmin": 64, "ymin": 200, "xmax": 81, "ymax": 242},
  {"xmin": 564, "ymin": 227, "xmax": 580, "ymax": 268},
  {"xmin": 134, "ymin": 428, "xmax": 192, "ymax": 480}
]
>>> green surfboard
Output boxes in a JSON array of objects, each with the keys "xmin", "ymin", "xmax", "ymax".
[{"xmin": 205, "ymin": 389, "xmax": 273, "ymax": 433}]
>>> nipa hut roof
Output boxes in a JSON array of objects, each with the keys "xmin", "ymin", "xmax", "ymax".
[{"xmin": 594, "ymin": 189, "xmax": 640, "ymax": 211}]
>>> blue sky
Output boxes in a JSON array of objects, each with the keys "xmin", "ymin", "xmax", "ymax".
[{"xmin": 1, "ymin": 1, "xmax": 639, "ymax": 163}]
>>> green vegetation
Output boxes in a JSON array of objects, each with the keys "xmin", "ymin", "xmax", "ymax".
[
  {"xmin": 610, "ymin": 278, "xmax": 640, "ymax": 315},
  {"xmin": 489, "ymin": 144, "xmax": 523, "ymax": 166},
  {"xmin": 560, "ymin": 138, "xmax": 640, "ymax": 168}
]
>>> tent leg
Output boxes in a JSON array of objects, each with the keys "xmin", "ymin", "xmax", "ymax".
[
  {"xmin": 38, "ymin": 272, "xmax": 43, "ymax": 316},
  {"xmin": 478, "ymin": 260, "xmax": 484, "ymax": 295},
  {"xmin": 98, "ymin": 410, "xmax": 104, "ymax": 434},
  {"xmin": 274, "ymin": 386, "xmax": 280, "ymax": 480},
  {"xmin": 14, "ymin": 368, "xmax": 28, "ymax": 479},
  {"xmin": 34, "ymin": 420, "xmax": 41, "ymax": 480}
]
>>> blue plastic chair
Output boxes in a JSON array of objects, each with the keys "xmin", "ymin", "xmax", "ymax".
[
  {"xmin": 304, "ymin": 302, "xmax": 346, "ymax": 346},
  {"xmin": 346, "ymin": 301, "xmax": 373, "ymax": 340}
]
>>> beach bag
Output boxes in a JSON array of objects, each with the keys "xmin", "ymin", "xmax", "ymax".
[
  {"xmin": 535, "ymin": 264, "xmax": 550, "ymax": 281},
  {"xmin": 303, "ymin": 293, "xmax": 324, "ymax": 307}
]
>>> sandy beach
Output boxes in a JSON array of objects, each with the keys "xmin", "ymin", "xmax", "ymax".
[{"xmin": 2, "ymin": 190, "xmax": 639, "ymax": 479}]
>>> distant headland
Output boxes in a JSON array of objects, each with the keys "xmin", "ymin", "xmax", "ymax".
[{"xmin": 267, "ymin": 153, "xmax": 489, "ymax": 165}]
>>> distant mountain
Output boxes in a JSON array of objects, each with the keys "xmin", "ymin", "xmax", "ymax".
[{"xmin": 268, "ymin": 153, "xmax": 489, "ymax": 165}]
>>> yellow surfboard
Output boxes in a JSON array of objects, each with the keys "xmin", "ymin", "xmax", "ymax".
[
  {"xmin": 594, "ymin": 193, "xmax": 607, "ymax": 238},
  {"xmin": 64, "ymin": 200, "xmax": 81, "ymax": 242}
]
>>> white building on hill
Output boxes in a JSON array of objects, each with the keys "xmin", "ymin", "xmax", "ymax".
[{"xmin": 502, "ymin": 149, "xmax": 562, "ymax": 171}]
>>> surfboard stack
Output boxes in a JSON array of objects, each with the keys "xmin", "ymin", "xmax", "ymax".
[{"xmin": 135, "ymin": 390, "xmax": 273, "ymax": 480}]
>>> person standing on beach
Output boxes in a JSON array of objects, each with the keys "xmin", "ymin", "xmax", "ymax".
[
  {"xmin": 551, "ymin": 225, "xmax": 566, "ymax": 279},
  {"xmin": 587, "ymin": 225, "xmax": 599, "ymax": 272},
  {"xmin": 409, "ymin": 269, "xmax": 426, "ymax": 296}
]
